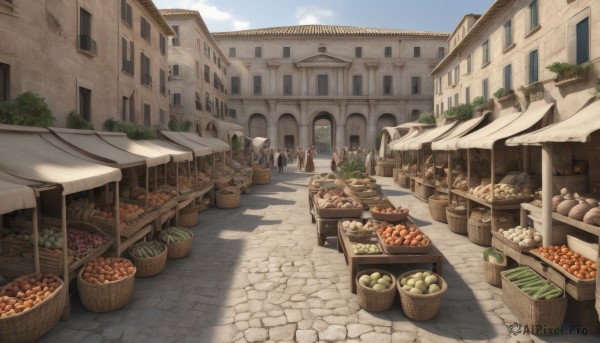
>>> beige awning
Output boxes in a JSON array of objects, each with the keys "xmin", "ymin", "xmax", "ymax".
[
  {"xmin": 41, "ymin": 133, "xmax": 112, "ymax": 164},
  {"xmin": 0, "ymin": 173, "xmax": 37, "ymax": 214},
  {"xmin": 251, "ymin": 137, "xmax": 270, "ymax": 155},
  {"xmin": 214, "ymin": 120, "xmax": 245, "ymax": 142},
  {"xmin": 97, "ymin": 132, "xmax": 170, "ymax": 167},
  {"xmin": 507, "ymin": 100, "xmax": 600, "ymax": 145},
  {"xmin": 458, "ymin": 101, "xmax": 553, "ymax": 149},
  {"xmin": 407, "ymin": 122, "xmax": 458, "ymax": 150},
  {"xmin": 390, "ymin": 129, "xmax": 433, "ymax": 151},
  {"xmin": 179, "ymin": 132, "xmax": 231, "ymax": 152},
  {"xmin": 388, "ymin": 130, "xmax": 420, "ymax": 150},
  {"xmin": 50, "ymin": 128, "xmax": 146, "ymax": 168},
  {"xmin": 382, "ymin": 127, "xmax": 402, "ymax": 141},
  {"xmin": 159, "ymin": 131, "xmax": 213, "ymax": 157},
  {"xmin": 0, "ymin": 126, "xmax": 121, "ymax": 195},
  {"xmin": 135, "ymin": 140, "xmax": 194, "ymax": 162},
  {"xmin": 431, "ymin": 113, "xmax": 490, "ymax": 151}
]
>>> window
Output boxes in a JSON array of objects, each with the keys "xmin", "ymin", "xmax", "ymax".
[
  {"xmin": 204, "ymin": 43, "xmax": 210, "ymax": 57},
  {"xmin": 411, "ymin": 77, "xmax": 421, "ymax": 94},
  {"xmin": 576, "ymin": 17, "xmax": 589, "ymax": 64},
  {"xmin": 78, "ymin": 8, "xmax": 96, "ymax": 54},
  {"xmin": 213, "ymin": 52, "xmax": 216, "ymax": 63},
  {"xmin": 140, "ymin": 53, "xmax": 151, "ymax": 86},
  {"xmin": 414, "ymin": 47, "xmax": 421, "ymax": 58},
  {"xmin": 529, "ymin": 49, "xmax": 539, "ymax": 84},
  {"xmin": 355, "ymin": 47, "xmax": 362, "ymax": 58},
  {"xmin": 213, "ymin": 72, "xmax": 218, "ymax": 89},
  {"xmin": 195, "ymin": 61, "xmax": 200, "ymax": 79},
  {"xmin": 465, "ymin": 87, "xmax": 470, "ymax": 104},
  {"xmin": 121, "ymin": 96, "xmax": 129, "ymax": 121},
  {"xmin": 141, "ymin": 17, "xmax": 151, "ymax": 43},
  {"xmin": 283, "ymin": 75, "xmax": 292, "ymax": 95},
  {"xmin": 143, "ymin": 104, "xmax": 151, "ymax": 127},
  {"xmin": 448, "ymin": 96, "xmax": 452, "ymax": 108},
  {"xmin": 438, "ymin": 47, "xmax": 445, "ymax": 58},
  {"xmin": 204, "ymin": 65, "xmax": 210, "ymax": 83},
  {"xmin": 318, "ymin": 46, "xmax": 326, "ymax": 53},
  {"xmin": 229, "ymin": 47, "xmax": 236, "ymax": 57},
  {"xmin": 530, "ymin": 0, "xmax": 539, "ymax": 30},
  {"xmin": 383, "ymin": 75, "xmax": 392, "ymax": 95},
  {"xmin": 159, "ymin": 109, "xmax": 165, "ymax": 125},
  {"xmin": 454, "ymin": 94, "xmax": 459, "ymax": 106},
  {"xmin": 441, "ymin": 102, "xmax": 444, "ymax": 113},
  {"xmin": 283, "ymin": 47, "xmax": 290, "ymax": 58},
  {"xmin": 159, "ymin": 69, "xmax": 165, "ymax": 95},
  {"xmin": 352, "ymin": 75, "xmax": 362, "ymax": 96},
  {"xmin": 384, "ymin": 46, "xmax": 392, "ymax": 57},
  {"xmin": 172, "ymin": 25, "xmax": 180, "ymax": 46},
  {"xmin": 195, "ymin": 92, "xmax": 202, "ymax": 110},
  {"xmin": 217, "ymin": 58, "xmax": 221, "ymax": 68},
  {"xmin": 79, "ymin": 87, "xmax": 91, "ymax": 122},
  {"xmin": 172, "ymin": 64, "xmax": 179, "ymax": 76},
  {"xmin": 173, "ymin": 93, "xmax": 181, "ymax": 106},
  {"xmin": 454, "ymin": 65, "xmax": 460, "ymax": 83},
  {"xmin": 317, "ymin": 75, "xmax": 328, "ymax": 95},
  {"xmin": 121, "ymin": 37, "xmax": 134, "ymax": 75},
  {"xmin": 159, "ymin": 35, "xmax": 166, "ymax": 55},
  {"xmin": 436, "ymin": 104, "xmax": 439, "ymax": 116},
  {"xmin": 129, "ymin": 94, "xmax": 135, "ymax": 123},
  {"xmin": 0, "ymin": 63, "xmax": 9, "ymax": 102},
  {"xmin": 229, "ymin": 109, "xmax": 237, "ymax": 118},
  {"xmin": 120, "ymin": 0, "xmax": 133, "ymax": 27},
  {"xmin": 504, "ymin": 20, "xmax": 513, "ymax": 48},
  {"xmin": 503, "ymin": 64, "xmax": 512, "ymax": 91},
  {"xmin": 482, "ymin": 78, "xmax": 489, "ymax": 101},
  {"xmin": 215, "ymin": 97, "xmax": 220, "ymax": 117},
  {"xmin": 466, "ymin": 55, "xmax": 472, "ymax": 74},
  {"xmin": 482, "ymin": 40, "xmax": 489, "ymax": 65},
  {"xmin": 411, "ymin": 110, "xmax": 420, "ymax": 122},
  {"xmin": 253, "ymin": 75, "xmax": 262, "ymax": 95},
  {"xmin": 255, "ymin": 46, "xmax": 262, "ymax": 58},
  {"xmin": 447, "ymin": 71, "xmax": 452, "ymax": 86},
  {"xmin": 231, "ymin": 76, "xmax": 240, "ymax": 94}
]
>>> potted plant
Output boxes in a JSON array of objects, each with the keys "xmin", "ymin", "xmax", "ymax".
[
  {"xmin": 472, "ymin": 96, "xmax": 487, "ymax": 113},
  {"xmin": 417, "ymin": 112, "xmax": 436, "ymax": 124},
  {"xmin": 445, "ymin": 103, "xmax": 474, "ymax": 121},
  {"xmin": 546, "ymin": 62, "xmax": 594, "ymax": 87},
  {"xmin": 519, "ymin": 82, "xmax": 544, "ymax": 102},
  {"xmin": 493, "ymin": 88, "xmax": 516, "ymax": 104}
]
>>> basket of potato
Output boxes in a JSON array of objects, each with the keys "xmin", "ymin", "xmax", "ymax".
[{"xmin": 356, "ymin": 270, "xmax": 396, "ymax": 312}]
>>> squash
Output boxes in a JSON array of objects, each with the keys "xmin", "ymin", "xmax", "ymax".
[
  {"xmin": 583, "ymin": 207, "xmax": 600, "ymax": 226},
  {"xmin": 556, "ymin": 199, "xmax": 578, "ymax": 216},
  {"xmin": 552, "ymin": 195, "xmax": 564, "ymax": 212},
  {"xmin": 585, "ymin": 198, "xmax": 599, "ymax": 207},
  {"xmin": 568, "ymin": 200, "xmax": 593, "ymax": 221}
]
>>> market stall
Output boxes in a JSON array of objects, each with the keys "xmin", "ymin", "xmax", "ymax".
[
  {"xmin": 390, "ymin": 128, "xmax": 434, "ymax": 200},
  {"xmin": 389, "ymin": 130, "xmax": 426, "ymax": 189}
]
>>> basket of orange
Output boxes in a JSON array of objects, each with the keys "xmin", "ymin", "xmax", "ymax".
[
  {"xmin": 376, "ymin": 222, "xmax": 431, "ymax": 254},
  {"xmin": 371, "ymin": 206, "xmax": 409, "ymax": 222}
]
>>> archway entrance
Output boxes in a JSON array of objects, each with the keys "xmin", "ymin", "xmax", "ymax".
[
  {"xmin": 248, "ymin": 113, "xmax": 267, "ymax": 138},
  {"xmin": 278, "ymin": 114, "xmax": 298, "ymax": 150},
  {"xmin": 312, "ymin": 112, "xmax": 335, "ymax": 154}
]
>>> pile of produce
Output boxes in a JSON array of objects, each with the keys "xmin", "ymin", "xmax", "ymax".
[
  {"xmin": 309, "ymin": 173, "xmax": 342, "ymax": 193},
  {"xmin": 130, "ymin": 241, "xmax": 165, "ymax": 258},
  {"xmin": 483, "ymin": 247, "xmax": 504, "ymax": 264},
  {"xmin": 371, "ymin": 206, "xmax": 409, "ymax": 215},
  {"xmin": 399, "ymin": 271, "xmax": 442, "ymax": 295},
  {"xmin": 358, "ymin": 272, "xmax": 393, "ymax": 291},
  {"xmin": 469, "ymin": 183, "xmax": 525, "ymax": 202},
  {"xmin": 351, "ymin": 243, "xmax": 382, "ymax": 255},
  {"xmin": 340, "ymin": 220, "xmax": 371, "ymax": 235},
  {"xmin": 362, "ymin": 220, "xmax": 387, "ymax": 233},
  {"xmin": 159, "ymin": 227, "xmax": 192, "ymax": 244},
  {"xmin": 81, "ymin": 257, "xmax": 135, "ymax": 284},
  {"xmin": 67, "ymin": 229, "xmax": 110, "ymax": 260},
  {"xmin": 315, "ymin": 188, "xmax": 361, "ymax": 209},
  {"xmin": 502, "ymin": 267, "xmax": 563, "ymax": 299},
  {"xmin": 377, "ymin": 223, "xmax": 430, "ymax": 247},
  {"xmin": 534, "ymin": 245, "xmax": 597, "ymax": 280},
  {"xmin": 232, "ymin": 168, "xmax": 253, "ymax": 189},
  {"xmin": 497, "ymin": 226, "xmax": 542, "ymax": 248},
  {"xmin": 147, "ymin": 191, "xmax": 173, "ymax": 208},
  {"xmin": 218, "ymin": 187, "xmax": 239, "ymax": 196},
  {"xmin": 552, "ymin": 188, "xmax": 600, "ymax": 225},
  {"xmin": 400, "ymin": 164, "xmax": 409, "ymax": 174},
  {"xmin": 93, "ymin": 203, "xmax": 144, "ymax": 226},
  {"xmin": 0, "ymin": 274, "xmax": 61, "ymax": 317},
  {"xmin": 66, "ymin": 198, "xmax": 99, "ymax": 222},
  {"xmin": 452, "ymin": 176, "xmax": 468, "ymax": 191}
]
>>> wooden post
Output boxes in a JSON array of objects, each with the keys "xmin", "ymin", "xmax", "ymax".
[
  {"xmin": 448, "ymin": 151, "xmax": 453, "ymax": 205},
  {"xmin": 490, "ymin": 148, "xmax": 495, "ymax": 203},
  {"xmin": 32, "ymin": 206, "xmax": 40, "ymax": 273},
  {"xmin": 61, "ymin": 195, "xmax": 69, "ymax": 313},
  {"xmin": 467, "ymin": 149, "xmax": 471, "ymax": 217},
  {"xmin": 175, "ymin": 163, "xmax": 179, "ymax": 225},
  {"xmin": 542, "ymin": 143, "xmax": 553, "ymax": 246},
  {"xmin": 114, "ymin": 182, "xmax": 121, "ymax": 256},
  {"xmin": 145, "ymin": 168, "xmax": 149, "ymax": 210}
]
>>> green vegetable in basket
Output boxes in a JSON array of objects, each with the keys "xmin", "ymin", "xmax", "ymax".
[
  {"xmin": 159, "ymin": 227, "xmax": 192, "ymax": 244},
  {"xmin": 483, "ymin": 247, "xmax": 504, "ymax": 264},
  {"xmin": 501, "ymin": 267, "xmax": 563, "ymax": 300}
]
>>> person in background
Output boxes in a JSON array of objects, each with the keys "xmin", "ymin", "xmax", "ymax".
[
  {"xmin": 277, "ymin": 148, "xmax": 285, "ymax": 173},
  {"xmin": 305, "ymin": 146, "xmax": 315, "ymax": 172},
  {"xmin": 331, "ymin": 149, "xmax": 339, "ymax": 172},
  {"xmin": 269, "ymin": 148, "xmax": 275, "ymax": 168},
  {"xmin": 296, "ymin": 146, "xmax": 304, "ymax": 170},
  {"xmin": 365, "ymin": 148, "xmax": 377, "ymax": 175}
]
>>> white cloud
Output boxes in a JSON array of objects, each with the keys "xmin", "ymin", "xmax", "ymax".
[
  {"xmin": 188, "ymin": 0, "xmax": 231, "ymax": 21},
  {"xmin": 295, "ymin": 5, "xmax": 333, "ymax": 25},
  {"xmin": 233, "ymin": 20, "xmax": 250, "ymax": 31},
  {"xmin": 161, "ymin": 0, "xmax": 250, "ymax": 31}
]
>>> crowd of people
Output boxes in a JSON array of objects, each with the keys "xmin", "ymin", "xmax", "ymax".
[{"xmin": 330, "ymin": 146, "xmax": 378, "ymax": 175}]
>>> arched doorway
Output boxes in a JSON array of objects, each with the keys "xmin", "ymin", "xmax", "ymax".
[
  {"xmin": 377, "ymin": 113, "xmax": 398, "ymax": 133},
  {"xmin": 204, "ymin": 122, "xmax": 217, "ymax": 137},
  {"xmin": 312, "ymin": 112, "xmax": 335, "ymax": 154},
  {"xmin": 278, "ymin": 113, "xmax": 298, "ymax": 150},
  {"xmin": 248, "ymin": 113, "xmax": 267, "ymax": 138},
  {"xmin": 377, "ymin": 113, "xmax": 399, "ymax": 157},
  {"xmin": 346, "ymin": 113, "xmax": 366, "ymax": 149},
  {"xmin": 410, "ymin": 110, "xmax": 421, "ymax": 122}
]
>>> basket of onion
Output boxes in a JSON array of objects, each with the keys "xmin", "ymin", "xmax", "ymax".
[
  {"xmin": 371, "ymin": 206, "xmax": 409, "ymax": 222},
  {"xmin": 0, "ymin": 273, "xmax": 66, "ymax": 343},
  {"xmin": 77, "ymin": 257, "xmax": 136, "ymax": 312}
]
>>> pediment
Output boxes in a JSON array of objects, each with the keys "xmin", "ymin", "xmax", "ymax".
[{"xmin": 295, "ymin": 53, "xmax": 352, "ymax": 68}]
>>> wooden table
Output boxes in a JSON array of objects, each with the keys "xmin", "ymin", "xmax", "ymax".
[{"xmin": 338, "ymin": 227, "xmax": 444, "ymax": 293}]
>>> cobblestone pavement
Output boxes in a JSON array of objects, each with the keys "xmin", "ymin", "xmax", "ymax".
[{"xmin": 39, "ymin": 156, "xmax": 595, "ymax": 343}]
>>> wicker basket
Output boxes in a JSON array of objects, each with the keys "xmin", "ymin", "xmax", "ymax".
[
  {"xmin": 163, "ymin": 229, "xmax": 193, "ymax": 259},
  {"xmin": 0, "ymin": 274, "xmax": 66, "ymax": 343},
  {"xmin": 484, "ymin": 260, "xmax": 507, "ymax": 287},
  {"xmin": 128, "ymin": 242, "xmax": 168, "ymax": 277},
  {"xmin": 77, "ymin": 260, "xmax": 136, "ymax": 312},
  {"xmin": 370, "ymin": 209, "xmax": 409, "ymax": 222},
  {"xmin": 397, "ymin": 173, "xmax": 410, "ymax": 188},
  {"xmin": 500, "ymin": 272, "xmax": 567, "ymax": 331},
  {"xmin": 253, "ymin": 169, "xmax": 272, "ymax": 185},
  {"xmin": 467, "ymin": 218, "xmax": 492, "ymax": 246},
  {"xmin": 397, "ymin": 269, "xmax": 447, "ymax": 321},
  {"xmin": 216, "ymin": 188, "xmax": 241, "ymax": 209},
  {"xmin": 428, "ymin": 194, "xmax": 449, "ymax": 223},
  {"xmin": 491, "ymin": 211, "xmax": 516, "ymax": 233},
  {"xmin": 356, "ymin": 269, "xmax": 397, "ymax": 312},
  {"xmin": 377, "ymin": 234, "xmax": 431, "ymax": 254},
  {"xmin": 393, "ymin": 168, "xmax": 399, "ymax": 183},
  {"xmin": 446, "ymin": 207, "xmax": 468, "ymax": 234}
]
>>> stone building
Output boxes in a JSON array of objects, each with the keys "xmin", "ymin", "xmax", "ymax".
[
  {"xmin": 0, "ymin": 0, "xmax": 173, "ymax": 129},
  {"xmin": 432, "ymin": 0, "xmax": 600, "ymax": 122},
  {"xmin": 160, "ymin": 9, "xmax": 233, "ymax": 138},
  {"xmin": 213, "ymin": 25, "xmax": 449, "ymax": 152}
]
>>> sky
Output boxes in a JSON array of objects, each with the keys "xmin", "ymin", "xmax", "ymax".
[{"xmin": 154, "ymin": 0, "xmax": 494, "ymax": 33}]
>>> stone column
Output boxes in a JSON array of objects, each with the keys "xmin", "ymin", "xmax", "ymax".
[
  {"xmin": 299, "ymin": 101, "xmax": 309, "ymax": 148},
  {"xmin": 301, "ymin": 69, "xmax": 308, "ymax": 96},
  {"xmin": 267, "ymin": 62, "xmax": 280, "ymax": 95},
  {"xmin": 365, "ymin": 61, "xmax": 379, "ymax": 96},
  {"xmin": 268, "ymin": 100, "xmax": 278, "ymax": 148},
  {"xmin": 366, "ymin": 100, "xmax": 377, "ymax": 149},
  {"xmin": 337, "ymin": 68, "xmax": 344, "ymax": 96},
  {"xmin": 336, "ymin": 101, "xmax": 347, "ymax": 152}
]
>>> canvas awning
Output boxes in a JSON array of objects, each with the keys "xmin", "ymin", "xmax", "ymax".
[
  {"xmin": 50, "ymin": 128, "xmax": 146, "ymax": 169},
  {"xmin": 457, "ymin": 102, "xmax": 553, "ymax": 149},
  {"xmin": 387, "ymin": 130, "xmax": 420, "ymax": 150},
  {"xmin": 214, "ymin": 120, "xmax": 245, "ymax": 143},
  {"xmin": 0, "ymin": 172, "xmax": 37, "ymax": 214},
  {"xmin": 390, "ymin": 129, "xmax": 433, "ymax": 151},
  {"xmin": 159, "ymin": 131, "xmax": 213, "ymax": 157},
  {"xmin": 0, "ymin": 125, "xmax": 121, "ymax": 195},
  {"xmin": 179, "ymin": 132, "xmax": 231, "ymax": 152},
  {"xmin": 135, "ymin": 140, "xmax": 194, "ymax": 162},
  {"xmin": 382, "ymin": 127, "xmax": 402, "ymax": 141},
  {"xmin": 41, "ymin": 133, "xmax": 112, "ymax": 164},
  {"xmin": 507, "ymin": 100, "xmax": 600, "ymax": 145},
  {"xmin": 97, "ymin": 132, "xmax": 170, "ymax": 167},
  {"xmin": 407, "ymin": 122, "xmax": 458, "ymax": 150},
  {"xmin": 431, "ymin": 113, "xmax": 490, "ymax": 151},
  {"xmin": 251, "ymin": 137, "xmax": 270, "ymax": 155}
]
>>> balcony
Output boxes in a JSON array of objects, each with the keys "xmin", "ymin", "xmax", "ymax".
[{"xmin": 78, "ymin": 35, "xmax": 97, "ymax": 55}]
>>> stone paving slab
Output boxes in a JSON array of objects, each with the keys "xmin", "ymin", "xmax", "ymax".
[{"xmin": 37, "ymin": 157, "xmax": 595, "ymax": 342}]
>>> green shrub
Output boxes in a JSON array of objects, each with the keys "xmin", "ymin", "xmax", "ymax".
[
  {"xmin": 337, "ymin": 157, "xmax": 366, "ymax": 180},
  {"xmin": 472, "ymin": 96, "xmax": 485, "ymax": 107},
  {"xmin": 417, "ymin": 112, "xmax": 436, "ymax": 124},
  {"xmin": 519, "ymin": 82, "xmax": 544, "ymax": 97},
  {"xmin": 168, "ymin": 118, "xmax": 192, "ymax": 132},
  {"xmin": 67, "ymin": 111, "xmax": 94, "ymax": 130},
  {"xmin": 546, "ymin": 62, "xmax": 594, "ymax": 81},
  {"xmin": 103, "ymin": 118, "xmax": 155, "ymax": 140},
  {"xmin": 445, "ymin": 103, "xmax": 474, "ymax": 121},
  {"xmin": 493, "ymin": 88, "xmax": 514, "ymax": 99},
  {"xmin": 0, "ymin": 91, "xmax": 55, "ymax": 127}
]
